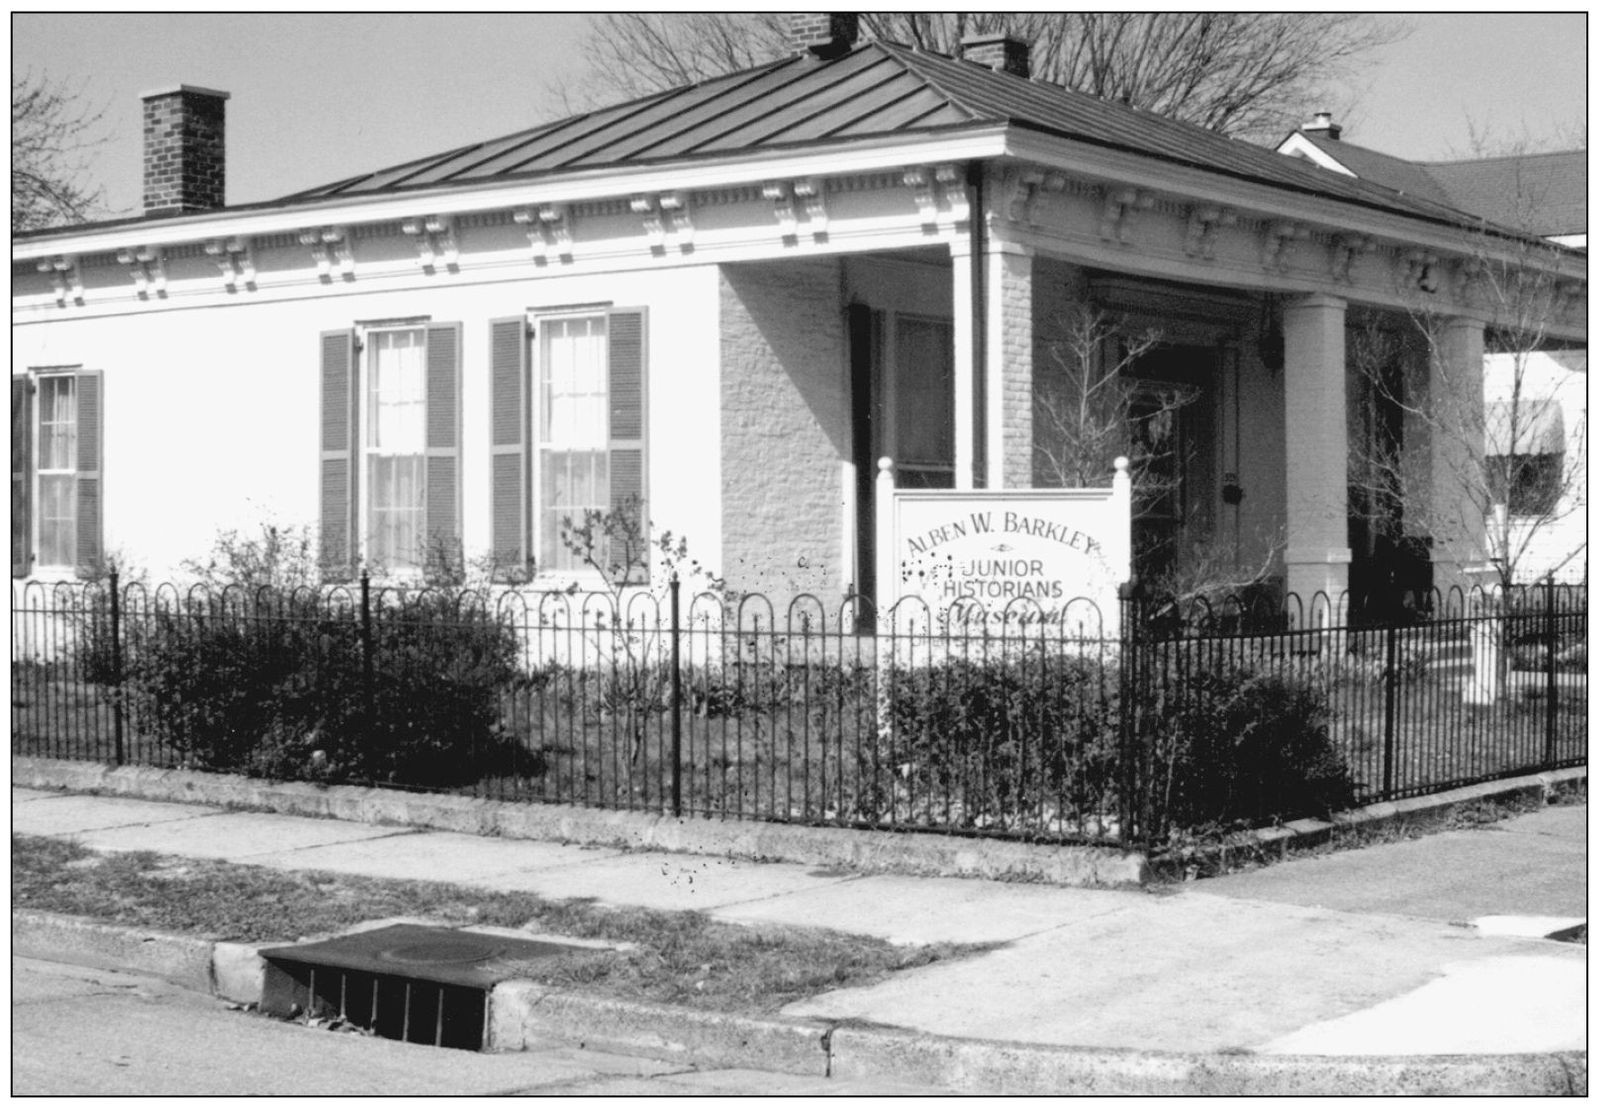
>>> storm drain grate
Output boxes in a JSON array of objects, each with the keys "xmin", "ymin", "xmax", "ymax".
[{"xmin": 259, "ymin": 923, "xmax": 590, "ymax": 1051}]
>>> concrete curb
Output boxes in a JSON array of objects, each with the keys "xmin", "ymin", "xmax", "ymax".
[
  {"xmin": 12, "ymin": 908, "xmax": 217, "ymax": 993},
  {"xmin": 823, "ymin": 1025, "xmax": 1586, "ymax": 1096},
  {"xmin": 10, "ymin": 757, "xmax": 1146, "ymax": 887},
  {"xmin": 11, "ymin": 910, "xmax": 1585, "ymax": 1096},
  {"xmin": 492, "ymin": 983, "xmax": 831, "ymax": 1076},
  {"xmin": 1155, "ymin": 768, "xmax": 1587, "ymax": 879}
]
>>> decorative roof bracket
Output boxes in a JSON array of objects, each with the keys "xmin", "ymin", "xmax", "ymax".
[
  {"xmin": 35, "ymin": 255, "xmax": 84, "ymax": 307},
  {"xmin": 761, "ymin": 179, "xmax": 828, "ymax": 245},
  {"xmin": 794, "ymin": 179, "xmax": 828, "ymax": 238},
  {"xmin": 1396, "ymin": 249, "xmax": 1440, "ymax": 295},
  {"xmin": 204, "ymin": 236, "xmax": 256, "ymax": 291},
  {"xmin": 630, "ymin": 193, "xmax": 695, "ymax": 255},
  {"xmin": 659, "ymin": 192, "xmax": 695, "ymax": 252},
  {"xmin": 1010, "ymin": 169, "xmax": 1066, "ymax": 225},
  {"xmin": 934, "ymin": 166, "xmax": 968, "ymax": 226},
  {"xmin": 401, "ymin": 216, "xmax": 456, "ymax": 272},
  {"xmin": 1259, "ymin": 222, "xmax": 1300, "ymax": 273},
  {"xmin": 116, "ymin": 245, "xmax": 167, "ymax": 299},
  {"xmin": 902, "ymin": 167, "xmax": 939, "ymax": 228},
  {"xmin": 514, "ymin": 203, "xmax": 573, "ymax": 265},
  {"xmin": 1329, "ymin": 232, "xmax": 1372, "ymax": 284},
  {"xmin": 300, "ymin": 226, "xmax": 354, "ymax": 282},
  {"xmin": 1183, "ymin": 205, "xmax": 1236, "ymax": 260},
  {"xmin": 1100, "ymin": 187, "xmax": 1151, "ymax": 243},
  {"xmin": 761, "ymin": 182, "xmax": 799, "ymax": 244}
]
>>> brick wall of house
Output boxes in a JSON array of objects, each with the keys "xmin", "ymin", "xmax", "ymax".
[
  {"xmin": 998, "ymin": 250, "xmax": 1035, "ymax": 487},
  {"xmin": 718, "ymin": 260, "xmax": 849, "ymax": 599},
  {"xmin": 1031, "ymin": 256, "xmax": 1089, "ymax": 487}
]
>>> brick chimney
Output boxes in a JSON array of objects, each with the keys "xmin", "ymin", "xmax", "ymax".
[
  {"xmin": 141, "ymin": 85, "xmax": 229, "ymax": 217},
  {"xmin": 962, "ymin": 34, "xmax": 1030, "ymax": 79},
  {"xmin": 786, "ymin": 13, "xmax": 859, "ymax": 59},
  {"xmin": 1302, "ymin": 111, "xmax": 1342, "ymax": 141}
]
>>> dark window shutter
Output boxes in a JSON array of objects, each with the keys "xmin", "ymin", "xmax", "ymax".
[
  {"xmin": 73, "ymin": 371, "xmax": 103, "ymax": 579},
  {"xmin": 607, "ymin": 308, "xmax": 649, "ymax": 581},
  {"xmin": 12, "ymin": 375, "xmax": 31, "ymax": 578},
  {"xmin": 424, "ymin": 321, "xmax": 462, "ymax": 573},
  {"xmin": 489, "ymin": 316, "xmax": 529, "ymax": 581},
  {"xmin": 319, "ymin": 329, "xmax": 356, "ymax": 581}
]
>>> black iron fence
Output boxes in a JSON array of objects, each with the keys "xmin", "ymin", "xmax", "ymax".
[{"xmin": 11, "ymin": 574, "xmax": 1586, "ymax": 849}]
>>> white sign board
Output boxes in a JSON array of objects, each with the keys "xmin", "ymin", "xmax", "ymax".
[{"xmin": 877, "ymin": 458, "xmax": 1131, "ymax": 635}]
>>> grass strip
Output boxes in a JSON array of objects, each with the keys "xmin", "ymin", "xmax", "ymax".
[{"xmin": 12, "ymin": 834, "xmax": 991, "ymax": 1015}]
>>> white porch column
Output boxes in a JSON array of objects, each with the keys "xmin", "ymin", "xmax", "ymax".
[
  {"xmin": 951, "ymin": 245, "xmax": 976, "ymax": 489},
  {"xmin": 951, "ymin": 242, "xmax": 1035, "ymax": 489},
  {"xmin": 1426, "ymin": 315, "xmax": 1490, "ymax": 589},
  {"xmin": 1282, "ymin": 293, "xmax": 1352, "ymax": 614}
]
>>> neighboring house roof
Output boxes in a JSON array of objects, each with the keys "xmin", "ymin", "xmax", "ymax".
[
  {"xmin": 276, "ymin": 40, "xmax": 1486, "ymax": 230},
  {"xmin": 1282, "ymin": 133, "xmax": 1586, "ymax": 239},
  {"xmin": 1423, "ymin": 151, "xmax": 1586, "ymax": 238},
  {"xmin": 1281, "ymin": 136, "xmax": 1454, "ymax": 208}
]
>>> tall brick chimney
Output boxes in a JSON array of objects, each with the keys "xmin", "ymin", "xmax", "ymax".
[
  {"xmin": 786, "ymin": 13, "xmax": 859, "ymax": 59},
  {"xmin": 961, "ymin": 34, "xmax": 1030, "ymax": 79},
  {"xmin": 141, "ymin": 85, "xmax": 229, "ymax": 217}
]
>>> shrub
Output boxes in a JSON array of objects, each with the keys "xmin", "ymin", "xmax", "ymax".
[
  {"xmin": 1132, "ymin": 656, "xmax": 1358, "ymax": 834},
  {"xmin": 123, "ymin": 587, "xmax": 534, "ymax": 789},
  {"xmin": 883, "ymin": 651, "xmax": 1117, "ymax": 827},
  {"xmin": 310, "ymin": 593, "xmax": 530, "ymax": 788}
]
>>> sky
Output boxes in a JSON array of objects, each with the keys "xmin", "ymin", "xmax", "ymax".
[{"xmin": 10, "ymin": 10, "xmax": 1589, "ymax": 221}]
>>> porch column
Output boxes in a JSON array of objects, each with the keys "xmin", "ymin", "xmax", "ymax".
[
  {"xmin": 1282, "ymin": 293, "xmax": 1352, "ymax": 614},
  {"xmin": 952, "ymin": 242, "xmax": 1035, "ymax": 489},
  {"xmin": 1426, "ymin": 315, "xmax": 1490, "ymax": 589}
]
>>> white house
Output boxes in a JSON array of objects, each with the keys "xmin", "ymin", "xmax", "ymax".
[{"xmin": 13, "ymin": 18, "xmax": 1588, "ymax": 617}]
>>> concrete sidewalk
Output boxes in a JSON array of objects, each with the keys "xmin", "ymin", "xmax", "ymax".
[{"xmin": 10, "ymin": 783, "xmax": 1587, "ymax": 1092}]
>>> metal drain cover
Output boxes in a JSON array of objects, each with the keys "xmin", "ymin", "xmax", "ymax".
[{"xmin": 261, "ymin": 923, "xmax": 584, "ymax": 989}]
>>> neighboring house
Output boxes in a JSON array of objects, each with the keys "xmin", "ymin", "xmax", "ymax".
[
  {"xmin": 13, "ymin": 18, "xmax": 1588, "ymax": 617},
  {"xmin": 1278, "ymin": 114, "xmax": 1587, "ymax": 584}
]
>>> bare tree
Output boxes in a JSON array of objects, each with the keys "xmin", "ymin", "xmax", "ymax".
[
  {"xmin": 565, "ymin": 12, "xmax": 1404, "ymax": 140},
  {"xmin": 12, "ymin": 73, "xmax": 105, "ymax": 232},
  {"xmin": 1349, "ymin": 235, "xmax": 1585, "ymax": 591},
  {"xmin": 1034, "ymin": 304, "xmax": 1167, "ymax": 489}
]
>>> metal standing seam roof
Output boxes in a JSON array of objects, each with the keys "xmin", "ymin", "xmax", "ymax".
[{"xmin": 276, "ymin": 40, "xmax": 1505, "ymax": 235}]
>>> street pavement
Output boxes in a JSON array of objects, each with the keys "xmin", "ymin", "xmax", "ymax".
[
  {"xmin": 11, "ymin": 787, "xmax": 1587, "ymax": 1076},
  {"xmin": 13, "ymin": 957, "xmax": 935, "ymax": 1095}
]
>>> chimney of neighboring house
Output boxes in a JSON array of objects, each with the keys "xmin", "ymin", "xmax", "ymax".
[
  {"xmin": 141, "ymin": 85, "xmax": 229, "ymax": 217},
  {"xmin": 786, "ymin": 12, "xmax": 859, "ymax": 59},
  {"xmin": 961, "ymin": 33, "xmax": 1031, "ymax": 79},
  {"xmin": 1302, "ymin": 111, "xmax": 1342, "ymax": 141}
]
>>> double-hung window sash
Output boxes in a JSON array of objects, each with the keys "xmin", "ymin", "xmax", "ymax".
[
  {"xmin": 364, "ymin": 328, "xmax": 428, "ymax": 572},
  {"xmin": 320, "ymin": 323, "xmax": 460, "ymax": 581},
  {"xmin": 537, "ymin": 317, "xmax": 609, "ymax": 571}
]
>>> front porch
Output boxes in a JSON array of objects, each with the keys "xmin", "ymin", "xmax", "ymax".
[{"xmin": 715, "ymin": 223, "xmax": 1516, "ymax": 620}]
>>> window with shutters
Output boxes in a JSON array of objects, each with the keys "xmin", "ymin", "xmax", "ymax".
[
  {"xmin": 319, "ymin": 323, "xmax": 460, "ymax": 582},
  {"xmin": 489, "ymin": 307, "xmax": 646, "ymax": 580},
  {"xmin": 12, "ymin": 368, "xmax": 102, "ymax": 579}
]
